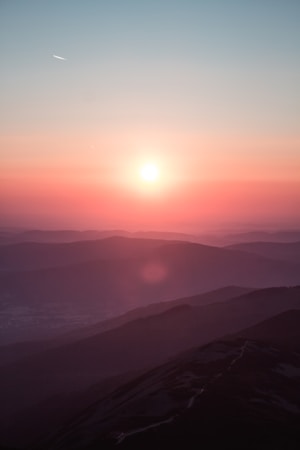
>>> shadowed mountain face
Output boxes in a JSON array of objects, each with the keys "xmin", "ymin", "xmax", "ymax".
[
  {"xmin": 235, "ymin": 309, "xmax": 300, "ymax": 348},
  {"xmin": 1, "ymin": 237, "xmax": 300, "ymax": 343},
  {"xmin": 1, "ymin": 285, "xmax": 300, "ymax": 448},
  {"xmin": 227, "ymin": 241, "xmax": 300, "ymax": 263},
  {"xmin": 0, "ymin": 285, "xmax": 252, "ymax": 366},
  {"xmin": 37, "ymin": 335, "xmax": 300, "ymax": 450}
]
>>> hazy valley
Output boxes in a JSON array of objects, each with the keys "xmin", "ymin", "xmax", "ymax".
[{"xmin": 0, "ymin": 229, "xmax": 299, "ymax": 449}]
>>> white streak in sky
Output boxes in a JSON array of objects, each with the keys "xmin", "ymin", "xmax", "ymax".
[{"xmin": 52, "ymin": 54, "xmax": 67, "ymax": 61}]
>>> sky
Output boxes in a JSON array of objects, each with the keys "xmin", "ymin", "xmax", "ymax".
[{"xmin": 0, "ymin": 0, "xmax": 299, "ymax": 232}]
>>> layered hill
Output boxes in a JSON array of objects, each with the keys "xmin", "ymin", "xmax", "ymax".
[
  {"xmin": 1, "ymin": 237, "xmax": 300, "ymax": 343},
  {"xmin": 0, "ymin": 229, "xmax": 199, "ymax": 247},
  {"xmin": 235, "ymin": 309, "xmax": 300, "ymax": 348},
  {"xmin": 0, "ymin": 236, "xmax": 167, "ymax": 271},
  {"xmin": 1, "ymin": 228, "xmax": 300, "ymax": 247},
  {"xmin": 0, "ymin": 285, "xmax": 252, "ymax": 366},
  {"xmin": 228, "ymin": 241, "xmax": 300, "ymax": 263}
]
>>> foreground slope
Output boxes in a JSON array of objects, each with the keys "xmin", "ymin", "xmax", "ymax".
[
  {"xmin": 38, "ymin": 335, "xmax": 300, "ymax": 449},
  {"xmin": 1, "ymin": 286, "xmax": 300, "ymax": 441}
]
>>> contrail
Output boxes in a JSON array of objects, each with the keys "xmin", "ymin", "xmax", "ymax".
[{"xmin": 52, "ymin": 54, "xmax": 67, "ymax": 61}]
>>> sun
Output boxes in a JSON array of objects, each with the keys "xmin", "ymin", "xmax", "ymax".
[{"xmin": 140, "ymin": 163, "xmax": 159, "ymax": 182}]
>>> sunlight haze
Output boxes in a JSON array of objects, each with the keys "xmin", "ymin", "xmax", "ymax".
[{"xmin": 0, "ymin": 0, "xmax": 299, "ymax": 230}]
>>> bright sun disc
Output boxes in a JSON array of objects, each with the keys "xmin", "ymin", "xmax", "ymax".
[{"xmin": 140, "ymin": 163, "xmax": 159, "ymax": 182}]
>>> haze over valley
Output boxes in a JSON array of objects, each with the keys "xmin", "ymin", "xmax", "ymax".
[{"xmin": 0, "ymin": 227, "xmax": 300, "ymax": 449}]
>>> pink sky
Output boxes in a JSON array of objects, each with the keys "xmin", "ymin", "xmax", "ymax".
[
  {"xmin": 1, "ymin": 1, "xmax": 299, "ymax": 231},
  {"xmin": 1, "ymin": 132, "xmax": 299, "ymax": 231}
]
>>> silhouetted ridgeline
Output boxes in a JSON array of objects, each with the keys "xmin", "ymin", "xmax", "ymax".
[{"xmin": 1, "ymin": 237, "xmax": 300, "ymax": 343}]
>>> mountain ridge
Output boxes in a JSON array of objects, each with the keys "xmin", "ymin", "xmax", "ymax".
[
  {"xmin": 1, "ymin": 285, "xmax": 300, "ymax": 433},
  {"xmin": 1, "ymin": 237, "xmax": 299, "ymax": 343}
]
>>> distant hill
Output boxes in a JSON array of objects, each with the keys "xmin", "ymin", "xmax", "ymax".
[
  {"xmin": 220, "ymin": 230, "xmax": 300, "ymax": 245},
  {"xmin": 1, "ymin": 237, "xmax": 300, "ymax": 343},
  {"xmin": 234, "ymin": 309, "xmax": 300, "ymax": 348},
  {"xmin": 227, "ymin": 241, "xmax": 300, "ymax": 263},
  {"xmin": 0, "ymin": 229, "xmax": 200, "ymax": 246},
  {"xmin": 0, "ymin": 236, "xmax": 167, "ymax": 271},
  {"xmin": 2, "ymin": 227, "xmax": 300, "ymax": 247},
  {"xmin": 0, "ymin": 229, "xmax": 124, "ymax": 245},
  {"xmin": 0, "ymin": 286, "xmax": 253, "ymax": 366},
  {"xmin": 57, "ymin": 285, "xmax": 254, "ymax": 344}
]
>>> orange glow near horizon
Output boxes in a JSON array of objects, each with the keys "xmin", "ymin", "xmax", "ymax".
[
  {"xmin": 1, "ymin": 172, "xmax": 300, "ymax": 231},
  {"xmin": 1, "ymin": 132, "xmax": 300, "ymax": 231},
  {"xmin": 1, "ymin": 1, "xmax": 299, "ymax": 232}
]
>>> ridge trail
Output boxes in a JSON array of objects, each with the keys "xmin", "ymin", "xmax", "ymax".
[{"xmin": 115, "ymin": 340, "xmax": 249, "ymax": 445}]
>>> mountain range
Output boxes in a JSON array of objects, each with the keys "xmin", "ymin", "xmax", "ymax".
[
  {"xmin": 1, "ymin": 227, "xmax": 300, "ymax": 246},
  {"xmin": 0, "ymin": 232, "xmax": 299, "ymax": 449},
  {"xmin": 1, "ymin": 237, "xmax": 300, "ymax": 344},
  {"xmin": 227, "ymin": 241, "xmax": 300, "ymax": 263}
]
